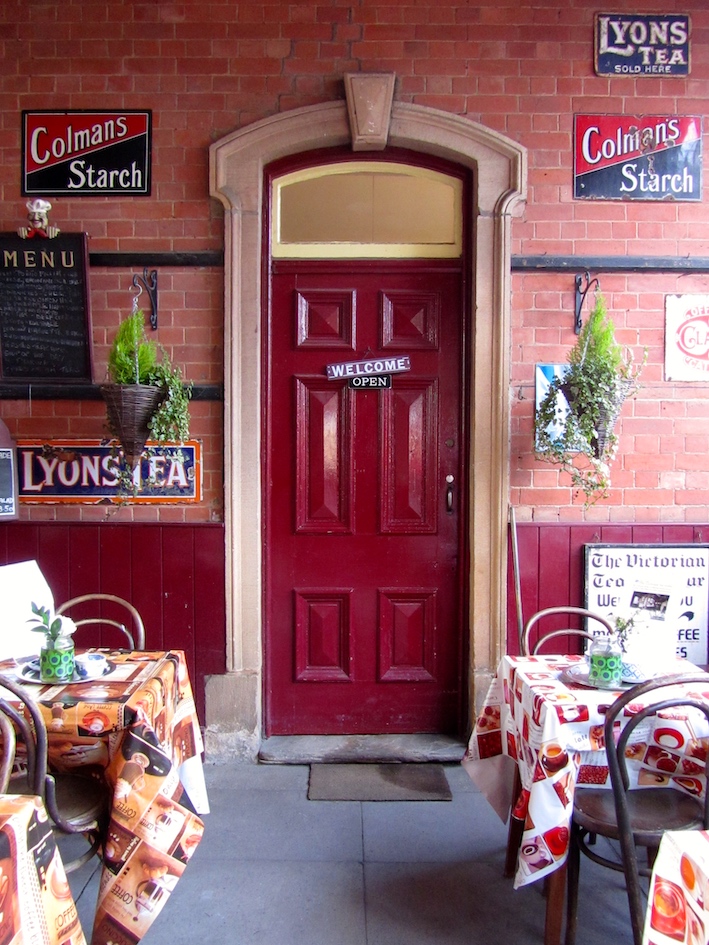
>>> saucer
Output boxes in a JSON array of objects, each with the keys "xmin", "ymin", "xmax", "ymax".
[
  {"xmin": 560, "ymin": 662, "xmax": 632, "ymax": 690},
  {"xmin": 15, "ymin": 656, "xmax": 114, "ymax": 686}
]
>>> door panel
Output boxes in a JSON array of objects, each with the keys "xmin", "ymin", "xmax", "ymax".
[{"xmin": 265, "ymin": 263, "xmax": 466, "ymax": 735}]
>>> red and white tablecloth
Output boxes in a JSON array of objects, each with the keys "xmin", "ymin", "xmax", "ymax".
[
  {"xmin": 644, "ymin": 830, "xmax": 709, "ymax": 945},
  {"xmin": 463, "ymin": 654, "xmax": 709, "ymax": 889}
]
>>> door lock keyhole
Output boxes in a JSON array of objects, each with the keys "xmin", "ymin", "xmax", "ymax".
[{"xmin": 446, "ymin": 475, "xmax": 455, "ymax": 513}]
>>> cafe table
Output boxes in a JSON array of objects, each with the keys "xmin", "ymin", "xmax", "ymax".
[
  {"xmin": 463, "ymin": 653, "xmax": 709, "ymax": 944},
  {"xmin": 643, "ymin": 829, "xmax": 709, "ymax": 945},
  {"xmin": 0, "ymin": 793, "xmax": 86, "ymax": 945},
  {"xmin": 0, "ymin": 649, "xmax": 208, "ymax": 945}
]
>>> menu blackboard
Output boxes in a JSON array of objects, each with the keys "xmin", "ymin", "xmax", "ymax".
[{"xmin": 0, "ymin": 232, "xmax": 91, "ymax": 382}]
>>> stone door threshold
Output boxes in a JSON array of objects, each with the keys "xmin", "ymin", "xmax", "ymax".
[{"xmin": 259, "ymin": 734, "xmax": 467, "ymax": 765}]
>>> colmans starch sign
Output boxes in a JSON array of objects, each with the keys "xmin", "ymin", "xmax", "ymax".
[
  {"xmin": 574, "ymin": 114, "xmax": 701, "ymax": 201},
  {"xmin": 22, "ymin": 111, "xmax": 151, "ymax": 196}
]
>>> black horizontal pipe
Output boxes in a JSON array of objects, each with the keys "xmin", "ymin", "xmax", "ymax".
[
  {"xmin": 0, "ymin": 383, "xmax": 223, "ymax": 401},
  {"xmin": 89, "ymin": 251, "xmax": 223, "ymax": 268},
  {"xmin": 513, "ymin": 255, "xmax": 709, "ymax": 273}
]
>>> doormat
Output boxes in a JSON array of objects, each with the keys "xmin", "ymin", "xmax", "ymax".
[{"xmin": 308, "ymin": 763, "xmax": 452, "ymax": 801}]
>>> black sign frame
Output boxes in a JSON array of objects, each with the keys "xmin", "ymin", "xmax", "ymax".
[
  {"xmin": 594, "ymin": 13, "xmax": 691, "ymax": 77},
  {"xmin": 22, "ymin": 110, "xmax": 152, "ymax": 197},
  {"xmin": 0, "ymin": 232, "xmax": 92, "ymax": 383}
]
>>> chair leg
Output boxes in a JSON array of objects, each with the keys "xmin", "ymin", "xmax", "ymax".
[
  {"xmin": 564, "ymin": 826, "xmax": 582, "ymax": 945},
  {"xmin": 544, "ymin": 864, "xmax": 566, "ymax": 945}
]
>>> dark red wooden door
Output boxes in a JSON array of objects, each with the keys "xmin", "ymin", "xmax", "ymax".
[{"xmin": 265, "ymin": 261, "xmax": 466, "ymax": 735}]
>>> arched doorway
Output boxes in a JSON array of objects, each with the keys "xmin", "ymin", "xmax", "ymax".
[{"xmin": 208, "ymin": 97, "xmax": 527, "ymax": 759}]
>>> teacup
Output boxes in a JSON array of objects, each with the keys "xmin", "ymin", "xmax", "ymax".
[
  {"xmin": 75, "ymin": 653, "xmax": 109, "ymax": 679},
  {"xmin": 541, "ymin": 743, "xmax": 568, "ymax": 773},
  {"xmin": 651, "ymin": 880, "xmax": 686, "ymax": 938}
]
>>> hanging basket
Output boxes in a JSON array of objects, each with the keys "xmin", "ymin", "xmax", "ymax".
[
  {"xmin": 100, "ymin": 384, "xmax": 165, "ymax": 469},
  {"xmin": 589, "ymin": 379, "xmax": 636, "ymax": 459}
]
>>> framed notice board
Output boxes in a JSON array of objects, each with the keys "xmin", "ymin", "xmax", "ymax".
[
  {"xmin": 0, "ymin": 232, "xmax": 92, "ymax": 383},
  {"xmin": 584, "ymin": 544, "xmax": 709, "ymax": 664}
]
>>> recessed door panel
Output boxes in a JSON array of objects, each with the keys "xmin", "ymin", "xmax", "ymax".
[{"xmin": 266, "ymin": 263, "xmax": 466, "ymax": 735}]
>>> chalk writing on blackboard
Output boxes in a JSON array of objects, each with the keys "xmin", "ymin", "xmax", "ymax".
[{"xmin": 0, "ymin": 232, "xmax": 91, "ymax": 382}]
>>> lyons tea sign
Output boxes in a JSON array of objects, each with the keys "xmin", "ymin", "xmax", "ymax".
[
  {"xmin": 574, "ymin": 114, "xmax": 702, "ymax": 201},
  {"xmin": 22, "ymin": 111, "xmax": 152, "ymax": 196},
  {"xmin": 594, "ymin": 14, "xmax": 690, "ymax": 76}
]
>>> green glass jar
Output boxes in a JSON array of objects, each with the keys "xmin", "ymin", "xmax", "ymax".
[
  {"xmin": 39, "ymin": 636, "xmax": 76, "ymax": 684},
  {"xmin": 588, "ymin": 635, "xmax": 622, "ymax": 689}
]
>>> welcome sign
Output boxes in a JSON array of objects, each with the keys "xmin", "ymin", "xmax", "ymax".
[
  {"xmin": 22, "ymin": 111, "xmax": 152, "ymax": 196},
  {"xmin": 574, "ymin": 114, "xmax": 702, "ymax": 201}
]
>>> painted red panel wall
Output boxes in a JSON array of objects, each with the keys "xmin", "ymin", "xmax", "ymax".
[
  {"xmin": 507, "ymin": 522, "xmax": 707, "ymax": 655},
  {"xmin": 0, "ymin": 522, "xmax": 226, "ymax": 724}
]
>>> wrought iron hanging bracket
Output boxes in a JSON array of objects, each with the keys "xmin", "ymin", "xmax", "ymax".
[
  {"xmin": 574, "ymin": 270, "xmax": 600, "ymax": 334},
  {"xmin": 132, "ymin": 267, "xmax": 158, "ymax": 330}
]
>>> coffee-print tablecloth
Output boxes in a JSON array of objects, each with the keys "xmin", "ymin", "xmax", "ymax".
[
  {"xmin": 0, "ymin": 649, "xmax": 208, "ymax": 945},
  {"xmin": 644, "ymin": 830, "xmax": 709, "ymax": 945},
  {"xmin": 463, "ymin": 654, "xmax": 709, "ymax": 890},
  {"xmin": 0, "ymin": 794, "xmax": 86, "ymax": 945}
]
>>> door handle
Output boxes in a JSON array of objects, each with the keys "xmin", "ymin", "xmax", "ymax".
[{"xmin": 446, "ymin": 475, "xmax": 455, "ymax": 513}]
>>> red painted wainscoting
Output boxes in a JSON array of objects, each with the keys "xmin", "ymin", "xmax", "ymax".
[
  {"xmin": 506, "ymin": 522, "xmax": 709, "ymax": 655},
  {"xmin": 0, "ymin": 522, "xmax": 226, "ymax": 725}
]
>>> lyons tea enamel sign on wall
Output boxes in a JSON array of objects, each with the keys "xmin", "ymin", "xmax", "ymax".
[
  {"xmin": 594, "ymin": 14, "xmax": 690, "ymax": 76},
  {"xmin": 574, "ymin": 114, "xmax": 702, "ymax": 201},
  {"xmin": 22, "ymin": 111, "xmax": 152, "ymax": 196}
]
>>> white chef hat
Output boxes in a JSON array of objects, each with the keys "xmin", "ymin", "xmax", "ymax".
[{"xmin": 26, "ymin": 198, "xmax": 52, "ymax": 214}]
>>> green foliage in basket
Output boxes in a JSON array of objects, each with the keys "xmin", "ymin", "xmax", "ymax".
[
  {"xmin": 106, "ymin": 310, "xmax": 192, "ymax": 446},
  {"xmin": 535, "ymin": 292, "xmax": 645, "ymax": 504}
]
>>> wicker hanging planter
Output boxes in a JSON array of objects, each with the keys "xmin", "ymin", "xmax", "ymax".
[{"xmin": 100, "ymin": 383, "xmax": 166, "ymax": 469}]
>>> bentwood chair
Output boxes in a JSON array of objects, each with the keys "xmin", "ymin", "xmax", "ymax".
[
  {"xmin": 0, "ymin": 673, "xmax": 110, "ymax": 872},
  {"xmin": 522, "ymin": 606, "xmax": 614, "ymax": 656},
  {"xmin": 566, "ymin": 673, "xmax": 709, "ymax": 945},
  {"xmin": 57, "ymin": 593, "xmax": 146, "ymax": 649},
  {"xmin": 504, "ymin": 607, "xmax": 616, "ymax": 879}
]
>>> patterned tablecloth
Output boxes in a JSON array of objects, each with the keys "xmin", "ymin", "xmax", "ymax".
[
  {"xmin": 0, "ymin": 649, "xmax": 208, "ymax": 945},
  {"xmin": 0, "ymin": 794, "xmax": 86, "ymax": 945},
  {"xmin": 463, "ymin": 654, "xmax": 709, "ymax": 889},
  {"xmin": 644, "ymin": 830, "xmax": 709, "ymax": 945}
]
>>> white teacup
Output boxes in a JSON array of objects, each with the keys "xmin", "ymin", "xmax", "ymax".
[{"xmin": 75, "ymin": 653, "xmax": 109, "ymax": 679}]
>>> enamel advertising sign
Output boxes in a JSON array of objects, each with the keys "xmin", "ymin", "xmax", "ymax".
[
  {"xmin": 665, "ymin": 295, "xmax": 709, "ymax": 382},
  {"xmin": 22, "ymin": 111, "xmax": 152, "ymax": 196},
  {"xmin": 574, "ymin": 115, "xmax": 702, "ymax": 201},
  {"xmin": 16, "ymin": 440, "xmax": 201, "ymax": 503},
  {"xmin": 594, "ymin": 14, "xmax": 690, "ymax": 76}
]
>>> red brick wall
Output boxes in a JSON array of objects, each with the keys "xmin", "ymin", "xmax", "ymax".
[{"xmin": 0, "ymin": 0, "xmax": 708, "ymax": 525}]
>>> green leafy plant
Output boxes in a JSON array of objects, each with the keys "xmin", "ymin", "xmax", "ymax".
[
  {"xmin": 27, "ymin": 602, "xmax": 76, "ymax": 641},
  {"xmin": 148, "ymin": 359, "xmax": 192, "ymax": 444},
  {"xmin": 535, "ymin": 292, "xmax": 645, "ymax": 504},
  {"xmin": 107, "ymin": 310, "xmax": 158, "ymax": 384},
  {"xmin": 611, "ymin": 614, "xmax": 635, "ymax": 653},
  {"xmin": 105, "ymin": 311, "xmax": 192, "ymax": 446}
]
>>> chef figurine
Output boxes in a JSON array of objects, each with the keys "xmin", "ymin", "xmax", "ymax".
[{"xmin": 18, "ymin": 198, "xmax": 60, "ymax": 239}]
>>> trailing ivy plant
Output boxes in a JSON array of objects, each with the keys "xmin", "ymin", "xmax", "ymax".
[{"xmin": 535, "ymin": 292, "xmax": 645, "ymax": 504}]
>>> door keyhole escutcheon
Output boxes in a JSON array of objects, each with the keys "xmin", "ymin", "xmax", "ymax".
[{"xmin": 446, "ymin": 475, "xmax": 455, "ymax": 513}]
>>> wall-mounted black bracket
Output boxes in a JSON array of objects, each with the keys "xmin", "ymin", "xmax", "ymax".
[
  {"xmin": 574, "ymin": 270, "xmax": 600, "ymax": 334},
  {"xmin": 132, "ymin": 267, "xmax": 158, "ymax": 330}
]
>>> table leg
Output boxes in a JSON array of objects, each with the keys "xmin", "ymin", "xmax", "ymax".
[{"xmin": 544, "ymin": 864, "xmax": 566, "ymax": 945}]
